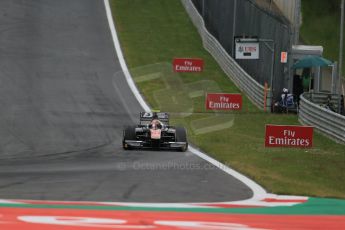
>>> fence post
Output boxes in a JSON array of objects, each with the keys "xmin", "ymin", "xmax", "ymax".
[
  {"xmin": 232, "ymin": 0, "xmax": 237, "ymax": 57},
  {"xmin": 264, "ymin": 82, "xmax": 269, "ymax": 111}
]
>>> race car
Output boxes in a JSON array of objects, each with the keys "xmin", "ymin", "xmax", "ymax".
[{"xmin": 122, "ymin": 112, "xmax": 188, "ymax": 152}]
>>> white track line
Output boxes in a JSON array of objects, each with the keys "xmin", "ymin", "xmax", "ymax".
[
  {"xmin": 104, "ymin": 0, "xmax": 267, "ymax": 202},
  {"xmin": 0, "ymin": 197, "xmax": 308, "ymax": 208},
  {"xmin": 0, "ymin": 199, "xmax": 24, "ymax": 204},
  {"xmin": 104, "ymin": 0, "xmax": 150, "ymax": 113}
]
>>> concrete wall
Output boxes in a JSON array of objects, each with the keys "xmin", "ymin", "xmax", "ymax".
[
  {"xmin": 273, "ymin": 0, "xmax": 301, "ymax": 26},
  {"xmin": 273, "ymin": 0, "xmax": 301, "ymax": 44}
]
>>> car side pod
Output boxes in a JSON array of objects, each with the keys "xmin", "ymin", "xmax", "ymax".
[{"xmin": 123, "ymin": 140, "xmax": 143, "ymax": 150}]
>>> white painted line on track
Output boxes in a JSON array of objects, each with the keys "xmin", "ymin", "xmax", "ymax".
[
  {"xmin": 0, "ymin": 197, "xmax": 308, "ymax": 208},
  {"xmin": 0, "ymin": 199, "xmax": 24, "ymax": 204},
  {"xmin": 103, "ymin": 0, "xmax": 268, "ymax": 202},
  {"xmin": 103, "ymin": 0, "xmax": 150, "ymax": 113}
]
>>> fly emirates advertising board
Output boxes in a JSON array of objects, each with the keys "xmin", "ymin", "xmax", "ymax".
[
  {"xmin": 173, "ymin": 58, "xmax": 204, "ymax": 73},
  {"xmin": 206, "ymin": 93, "xmax": 242, "ymax": 111},
  {"xmin": 265, "ymin": 125, "xmax": 313, "ymax": 148}
]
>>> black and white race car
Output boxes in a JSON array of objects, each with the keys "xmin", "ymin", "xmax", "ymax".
[{"xmin": 122, "ymin": 112, "xmax": 188, "ymax": 152}]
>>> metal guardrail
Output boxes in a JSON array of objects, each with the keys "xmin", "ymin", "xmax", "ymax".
[
  {"xmin": 181, "ymin": 0, "xmax": 265, "ymax": 109},
  {"xmin": 299, "ymin": 93, "xmax": 345, "ymax": 144},
  {"xmin": 303, "ymin": 92, "xmax": 340, "ymax": 112}
]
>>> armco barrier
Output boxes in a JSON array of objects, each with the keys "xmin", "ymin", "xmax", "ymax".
[
  {"xmin": 181, "ymin": 0, "xmax": 265, "ymax": 109},
  {"xmin": 303, "ymin": 92, "xmax": 340, "ymax": 112},
  {"xmin": 299, "ymin": 93, "xmax": 345, "ymax": 144}
]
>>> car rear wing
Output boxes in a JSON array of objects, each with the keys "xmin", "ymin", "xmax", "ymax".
[{"xmin": 140, "ymin": 112, "xmax": 169, "ymax": 125}]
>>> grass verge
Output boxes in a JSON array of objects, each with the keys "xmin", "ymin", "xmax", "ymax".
[{"xmin": 111, "ymin": 0, "xmax": 345, "ymax": 198}]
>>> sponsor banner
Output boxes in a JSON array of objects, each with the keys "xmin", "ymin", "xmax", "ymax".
[
  {"xmin": 206, "ymin": 93, "xmax": 242, "ymax": 111},
  {"xmin": 265, "ymin": 125, "xmax": 313, "ymax": 148},
  {"xmin": 235, "ymin": 41, "xmax": 259, "ymax": 59},
  {"xmin": 173, "ymin": 58, "xmax": 203, "ymax": 72}
]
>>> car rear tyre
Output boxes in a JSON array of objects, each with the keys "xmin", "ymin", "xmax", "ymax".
[
  {"xmin": 175, "ymin": 127, "xmax": 188, "ymax": 152},
  {"xmin": 123, "ymin": 126, "xmax": 136, "ymax": 150}
]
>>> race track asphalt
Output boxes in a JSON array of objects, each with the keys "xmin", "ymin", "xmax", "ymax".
[{"xmin": 0, "ymin": 0, "xmax": 253, "ymax": 202}]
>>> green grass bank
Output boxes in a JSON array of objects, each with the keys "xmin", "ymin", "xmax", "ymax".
[{"xmin": 111, "ymin": 0, "xmax": 345, "ymax": 198}]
